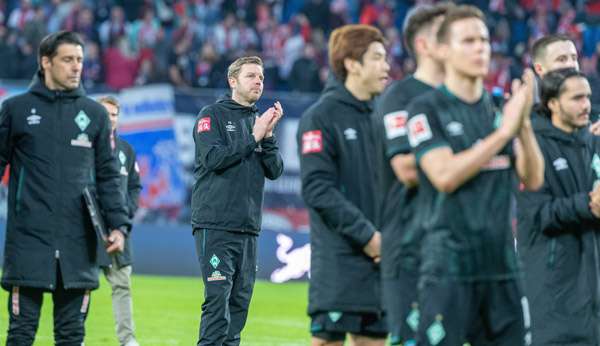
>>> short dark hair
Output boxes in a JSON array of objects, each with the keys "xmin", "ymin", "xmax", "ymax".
[
  {"xmin": 531, "ymin": 34, "xmax": 576, "ymax": 64},
  {"xmin": 38, "ymin": 31, "xmax": 84, "ymax": 71},
  {"xmin": 403, "ymin": 2, "xmax": 454, "ymax": 58},
  {"xmin": 539, "ymin": 67, "xmax": 587, "ymax": 118},
  {"xmin": 328, "ymin": 24, "xmax": 386, "ymax": 82},
  {"xmin": 436, "ymin": 5, "xmax": 485, "ymax": 43}
]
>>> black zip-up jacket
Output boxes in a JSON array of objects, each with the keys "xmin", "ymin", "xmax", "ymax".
[
  {"xmin": 113, "ymin": 136, "xmax": 142, "ymax": 268},
  {"xmin": 0, "ymin": 73, "xmax": 130, "ymax": 291},
  {"xmin": 517, "ymin": 115, "xmax": 600, "ymax": 346},
  {"xmin": 297, "ymin": 79, "xmax": 381, "ymax": 314},
  {"xmin": 191, "ymin": 96, "xmax": 283, "ymax": 234}
]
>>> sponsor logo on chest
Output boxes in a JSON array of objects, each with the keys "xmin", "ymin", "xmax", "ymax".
[
  {"xmin": 225, "ymin": 121, "xmax": 237, "ymax": 132},
  {"xmin": 27, "ymin": 108, "xmax": 41, "ymax": 125},
  {"xmin": 344, "ymin": 128, "xmax": 357, "ymax": 140},
  {"xmin": 553, "ymin": 157, "xmax": 568, "ymax": 171}
]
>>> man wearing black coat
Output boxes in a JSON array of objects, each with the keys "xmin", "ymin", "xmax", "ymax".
[
  {"xmin": 0, "ymin": 31, "xmax": 129, "ymax": 345},
  {"xmin": 517, "ymin": 68, "xmax": 600, "ymax": 346},
  {"xmin": 297, "ymin": 24, "xmax": 390, "ymax": 346},
  {"xmin": 192, "ymin": 56, "xmax": 284, "ymax": 346}
]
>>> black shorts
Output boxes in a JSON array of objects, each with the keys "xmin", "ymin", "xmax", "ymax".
[
  {"xmin": 417, "ymin": 278, "xmax": 530, "ymax": 346},
  {"xmin": 310, "ymin": 311, "xmax": 388, "ymax": 342},
  {"xmin": 382, "ymin": 270, "xmax": 419, "ymax": 345}
]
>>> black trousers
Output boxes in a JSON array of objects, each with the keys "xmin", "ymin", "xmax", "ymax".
[
  {"xmin": 6, "ymin": 264, "xmax": 91, "ymax": 346},
  {"xmin": 194, "ymin": 228, "xmax": 257, "ymax": 346}
]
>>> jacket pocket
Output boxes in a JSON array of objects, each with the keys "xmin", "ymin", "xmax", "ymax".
[{"xmin": 15, "ymin": 167, "xmax": 25, "ymax": 215}]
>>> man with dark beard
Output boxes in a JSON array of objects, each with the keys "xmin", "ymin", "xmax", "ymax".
[{"xmin": 517, "ymin": 68, "xmax": 600, "ymax": 346}]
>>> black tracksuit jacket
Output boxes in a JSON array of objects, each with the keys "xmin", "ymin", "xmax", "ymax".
[
  {"xmin": 297, "ymin": 79, "xmax": 381, "ymax": 314},
  {"xmin": 191, "ymin": 96, "xmax": 284, "ymax": 234},
  {"xmin": 0, "ymin": 73, "xmax": 130, "ymax": 290},
  {"xmin": 517, "ymin": 115, "xmax": 600, "ymax": 346}
]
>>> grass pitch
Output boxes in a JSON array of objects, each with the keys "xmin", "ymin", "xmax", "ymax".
[{"xmin": 0, "ymin": 275, "xmax": 311, "ymax": 345}]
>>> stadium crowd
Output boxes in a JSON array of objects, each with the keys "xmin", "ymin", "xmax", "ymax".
[{"xmin": 1, "ymin": 0, "xmax": 600, "ymax": 96}]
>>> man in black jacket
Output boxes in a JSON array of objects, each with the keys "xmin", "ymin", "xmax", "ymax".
[
  {"xmin": 517, "ymin": 68, "xmax": 600, "ymax": 346},
  {"xmin": 372, "ymin": 4, "xmax": 450, "ymax": 345},
  {"xmin": 297, "ymin": 24, "xmax": 389, "ymax": 346},
  {"xmin": 99, "ymin": 96, "xmax": 142, "ymax": 346},
  {"xmin": 191, "ymin": 56, "xmax": 284, "ymax": 346},
  {"xmin": 0, "ymin": 31, "xmax": 130, "ymax": 345}
]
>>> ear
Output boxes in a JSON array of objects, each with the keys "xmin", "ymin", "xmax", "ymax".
[
  {"xmin": 343, "ymin": 57, "xmax": 360, "ymax": 76},
  {"xmin": 414, "ymin": 36, "xmax": 427, "ymax": 57},
  {"xmin": 533, "ymin": 62, "xmax": 544, "ymax": 77},
  {"xmin": 548, "ymin": 97, "xmax": 560, "ymax": 114},
  {"xmin": 228, "ymin": 76, "xmax": 237, "ymax": 89},
  {"xmin": 41, "ymin": 56, "xmax": 51, "ymax": 72}
]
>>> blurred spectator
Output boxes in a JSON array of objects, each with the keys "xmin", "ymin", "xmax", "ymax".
[
  {"xmin": 103, "ymin": 35, "xmax": 140, "ymax": 90},
  {"xmin": 288, "ymin": 43, "xmax": 322, "ymax": 92},
  {"xmin": 0, "ymin": 26, "xmax": 20, "ymax": 79},
  {"xmin": 7, "ymin": 0, "xmax": 34, "ymax": 31},
  {"xmin": 168, "ymin": 34, "xmax": 196, "ymax": 87},
  {"xmin": 212, "ymin": 12, "xmax": 240, "ymax": 55},
  {"xmin": 301, "ymin": 0, "xmax": 330, "ymax": 32},
  {"xmin": 22, "ymin": 5, "xmax": 46, "ymax": 52},
  {"xmin": 128, "ymin": 7, "xmax": 160, "ymax": 52},
  {"xmin": 99, "ymin": 5, "xmax": 127, "ymax": 48},
  {"xmin": 82, "ymin": 40, "xmax": 103, "ymax": 89}
]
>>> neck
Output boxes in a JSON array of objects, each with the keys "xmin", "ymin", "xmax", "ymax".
[
  {"xmin": 444, "ymin": 67, "xmax": 483, "ymax": 103},
  {"xmin": 413, "ymin": 58, "xmax": 444, "ymax": 87},
  {"xmin": 231, "ymin": 93, "xmax": 254, "ymax": 107},
  {"xmin": 344, "ymin": 76, "xmax": 372, "ymax": 101},
  {"xmin": 551, "ymin": 115, "xmax": 575, "ymax": 133}
]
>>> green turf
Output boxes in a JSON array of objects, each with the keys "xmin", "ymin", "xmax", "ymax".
[{"xmin": 0, "ymin": 275, "xmax": 311, "ymax": 345}]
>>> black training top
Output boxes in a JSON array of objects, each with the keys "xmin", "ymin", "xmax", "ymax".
[{"xmin": 407, "ymin": 86, "xmax": 520, "ymax": 281}]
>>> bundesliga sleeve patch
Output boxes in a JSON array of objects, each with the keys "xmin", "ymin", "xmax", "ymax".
[
  {"xmin": 197, "ymin": 117, "xmax": 211, "ymax": 133},
  {"xmin": 302, "ymin": 130, "xmax": 323, "ymax": 154},
  {"xmin": 383, "ymin": 111, "xmax": 408, "ymax": 139},
  {"xmin": 408, "ymin": 114, "xmax": 432, "ymax": 148}
]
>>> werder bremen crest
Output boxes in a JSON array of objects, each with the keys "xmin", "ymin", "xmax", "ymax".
[
  {"xmin": 74, "ymin": 110, "xmax": 91, "ymax": 131},
  {"xmin": 119, "ymin": 151, "xmax": 126, "ymax": 165}
]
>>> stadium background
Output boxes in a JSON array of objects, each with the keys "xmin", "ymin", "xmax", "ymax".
[{"xmin": 0, "ymin": 0, "xmax": 600, "ymax": 344}]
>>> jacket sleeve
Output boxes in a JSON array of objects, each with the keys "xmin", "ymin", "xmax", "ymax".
[
  {"xmin": 94, "ymin": 108, "xmax": 130, "ymax": 231},
  {"xmin": 193, "ymin": 107, "xmax": 257, "ymax": 172},
  {"xmin": 0, "ymin": 101, "xmax": 12, "ymax": 173},
  {"xmin": 517, "ymin": 181, "xmax": 598, "ymax": 238},
  {"xmin": 260, "ymin": 136, "xmax": 284, "ymax": 180},
  {"xmin": 126, "ymin": 146, "xmax": 142, "ymax": 218},
  {"xmin": 297, "ymin": 114, "xmax": 376, "ymax": 247}
]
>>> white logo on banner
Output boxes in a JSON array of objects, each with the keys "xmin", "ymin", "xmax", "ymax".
[{"xmin": 270, "ymin": 233, "xmax": 311, "ymax": 283}]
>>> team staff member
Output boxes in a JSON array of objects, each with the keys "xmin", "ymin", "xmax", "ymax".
[
  {"xmin": 406, "ymin": 6, "xmax": 544, "ymax": 345},
  {"xmin": 0, "ymin": 31, "xmax": 129, "ymax": 345},
  {"xmin": 192, "ymin": 56, "xmax": 284, "ymax": 346},
  {"xmin": 298, "ymin": 25, "xmax": 389, "ymax": 346},
  {"xmin": 517, "ymin": 68, "xmax": 600, "ymax": 346},
  {"xmin": 99, "ymin": 96, "xmax": 142, "ymax": 346},
  {"xmin": 373, "ymin": 4, "xmax": 451, "ymax": 345}
]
